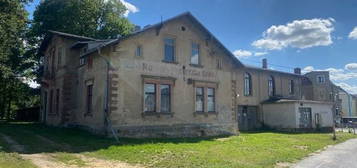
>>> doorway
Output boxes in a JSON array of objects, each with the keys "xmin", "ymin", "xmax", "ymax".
[
  {"xmin": 237, "ymin": 106, "xmax": 258, "ymax": 131},
  {"xmin": 299, "ymin": 107, "xmax": 312, "ymax": 128}
]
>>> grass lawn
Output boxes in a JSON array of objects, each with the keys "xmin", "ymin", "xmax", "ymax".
[
  {"xmin": 0, "ymin": 130, "xmax": 37, "ymax": 168},
  {"xmin": 0, "ymin": 122, "xmax": 356, "ymax": 168}
]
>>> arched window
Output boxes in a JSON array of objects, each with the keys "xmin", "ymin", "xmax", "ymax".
[
  {"xmin": 244, "ymin": 73, "xmax": 252, "ymax": 96},
  {"xmin": 268, "ymin": 76, "xmax": 275, "ymax": 96}
]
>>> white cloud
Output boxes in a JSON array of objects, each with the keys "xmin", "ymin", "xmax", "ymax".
[
  {"xmin": 302, "ymin": 65, "xmax": 357, "ymax": 81},
  {"xmin": 302, "ymin": 66, "xmax": 315, "ymax": 73},
  {"xmin": 345, "ymin": 63, "xmax": 357, "ymax": 71},
  {"xmin": 335, "ymin": 82, "xmax": 357, "ymax": 94},
  {"xmin": 119, "ymin": 0, "xmax": 139, "ymax": 17},
  {"xmin": 252, "ymin": 18, "xmax": 335, "ymax": 50},
  {"xmin": 254, "ymin": 52, "xmax": 268, "ymax": 56},
  {"xmin": 348, "ymin": 27, "xmax": 357, "ymax": 39},
  {"xmin": 233, "ymin": 50, "xmax": 252, "ymax": 58},
  {"xmin": 233, "ymin": 50, "xmax": 268, "ymax": 59}
]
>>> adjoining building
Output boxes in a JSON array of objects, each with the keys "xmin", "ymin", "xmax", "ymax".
[{"xmin": 39, "ymin": 12, "xmax": 340, "ymax": 137}]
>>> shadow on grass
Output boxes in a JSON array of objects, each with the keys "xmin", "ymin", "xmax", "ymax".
[{"xmin": 0, "ymin": 122, "xmax": 231, "ymax": 154}]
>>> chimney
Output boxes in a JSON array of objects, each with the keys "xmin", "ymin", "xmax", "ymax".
[
  {"xmin": 294, "ymin": 68, "xmax": 301, "ymax": 75},
  {"xmin": 262, "ymin": 58, "xmax": 267, "ymax": 69}
]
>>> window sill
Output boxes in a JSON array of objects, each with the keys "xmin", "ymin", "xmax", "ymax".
[
  {"xmin": 194, "ymin": 111, "xmax": 218, "ymax": 117},
  {"xmin": 142, "ymin": 112, "xmax": 174, "ymax": 118},
  {"xmin": 189, "ymin": 64, "xmax": 203, "ymax": 68},
  {"xmin": 161, "ymin": 60, "xmax": 178, "ymax": 64}
]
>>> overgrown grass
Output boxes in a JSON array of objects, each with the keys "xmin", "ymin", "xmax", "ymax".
[{"xmin": 0, "ymin": 122, "xmax": 356, "ymax": 168}]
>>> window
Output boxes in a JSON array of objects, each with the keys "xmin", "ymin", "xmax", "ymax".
[
  {"xmin": 143, "ymin": 79, "xmax": 173, "ymax": 113},
  {"xmin": 289, "ymin": 80, "xmax": 294, "ymax": 94},
  {"xmin": 144, "ymin": 83, "xmax": 156, "ymax": 112},
  {"xmin": 135, "ymin": 45, "xmax": 142, "ymax": 57},
  {"xmin": 244, "ymin": 73, "xmax": 252, "ymax": 96},
  {"xmin": 268, "ymin": 76, "xmax": 275, "ymax": 96},
  {"xmin": 317, "ymin": 75, "xmax": 325, "ymax": 83},
  {"xmin": 216, "ymin": 58, "xmax": 222, "ymax": 69},
  {"xmin": 49, "ymin": 90, "xmax": 53, "ymax": 114},
  {"xmin": 195, "ymin": 85, "xmax": 217, "ymax": 113},
  {"xmin": 207, "ymin": 88, "xmax": 215, "ymax": 112},
  {"xmin": 191, "ymin": 42, "xmax": 200, "ymax": 65},
  {"xmin": 164, "ymin": 38, "xmax": 175, "ymax": 62},
  {"xmin": 195, "ymin": 87, "xmax": 204, "ymax": 112},
  {"xmin": 86, "ymin": 84, "xmax": 93, "ymax": 114},
  {"xmin": 55, "ymin": 89, "xmax": 60, "ymax": 114},
  {"xmin": 160, "ymin": 84, "xmax": 170, "ymax": 112},
  {"xmin": 79, "ymin": 57, "xmax": 86, "ymax": 66},
  {"xmin": 57, "ymin": 47, "xmax": 63, "ymax": 67}
]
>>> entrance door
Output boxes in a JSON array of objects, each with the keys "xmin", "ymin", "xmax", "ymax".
[
  {"xmin": 238, "ymin": 106, "xmax": 258, "ymax": 131},
  {"xmin": 299, "ymin": 107, "xmax": 312, "ymax": 128}
]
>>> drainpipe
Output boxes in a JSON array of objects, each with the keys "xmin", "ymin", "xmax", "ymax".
[{"xmin": 96, "ymin": 46, "xmax": 119, "ymax": 142}]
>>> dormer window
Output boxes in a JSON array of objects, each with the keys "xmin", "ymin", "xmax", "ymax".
[{"xmin": 317, "ymin": 75, "xmax": 325, "ymax": 84}]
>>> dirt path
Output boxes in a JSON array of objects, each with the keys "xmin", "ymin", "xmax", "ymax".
[{"xmin": 0, "ymin": 133, "xmax": 144, "ymax": 168}]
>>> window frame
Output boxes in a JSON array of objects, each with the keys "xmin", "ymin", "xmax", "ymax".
[
  {"xmin": 55, "ymin": 88, "xmax": 60, "ymax": 115},
  {"xmin": 190, "ymin": 42, "xmax": 200, "ymax": 65},
  {"xmin": 135, "ymin": 45, "xmax": 142, "ymax": 57},
  {"xmin": 317, "ymin": 75, "xmax": 325, "ymax": 84},
  {"xmin": 57, "ymin": 46, "xmax": 63, "ymax": 68},
  {"xmin": 244, "ymin": 72, "xmax": 252, "ymax": 96},
  {"xmin": 207, "ymin": 88, "xmax": 215, "ymax": 112},
  {"xmin": 289, "ymin": 79, "xmax": 295, "ymax": 95},
  {"xmin": 195, "ymin": 87, "xmax": 204, "ymax": 112},
  {"xmin": 86, "ymin": 84, "xmax": 93, "ymax": 115},
  {"xmin": 163, "ymin": 37, "xmax": 176, "ymax": 63},
  {"xmin": 194, "ymin": 82, "xmax": 218, "ymax": 113},
  {"xmin": 143, "ymin": 77, "xmax": 174, "ymax": 114},
  {"xmin": 268, "ymin": 75, "xmax": 275, "ymax": 97}
]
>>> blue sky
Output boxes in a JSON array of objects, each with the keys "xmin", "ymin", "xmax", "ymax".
[{"xmin": 26, "ymin": 0, "xmax": 357, "ymax": 93}]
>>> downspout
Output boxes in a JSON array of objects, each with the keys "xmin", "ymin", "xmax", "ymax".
[
  {"xmin": 96, "ymin": 46, "xmax": 119, "ymax": 142},
  {"xmin": 348, "ymin": 94, "xmax": 352, "ymax": 117}
]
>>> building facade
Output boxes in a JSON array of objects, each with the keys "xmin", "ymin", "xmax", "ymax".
[{"xmin": 39, "ymin": 12, "xmax": 340, "ymax": 137}]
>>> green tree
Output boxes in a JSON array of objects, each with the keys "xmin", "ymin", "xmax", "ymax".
[
  {"xmin": 31, "ymin": 0, "xmax": 134, "ymax": 39},
  {"xmin": 0, "ymin": 0, "xmax": 39, "ymax": 120}
]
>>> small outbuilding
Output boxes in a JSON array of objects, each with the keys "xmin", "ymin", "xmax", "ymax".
[{"xmin": 262, "ymin": 99, "xmax": 334, "ymax": 131}]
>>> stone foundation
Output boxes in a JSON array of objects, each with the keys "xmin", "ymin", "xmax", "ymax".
[{"xmin": 114, "ymin": 123, "xmax": 238, "ymax": 138}]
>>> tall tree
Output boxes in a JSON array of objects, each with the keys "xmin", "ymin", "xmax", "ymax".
[
  {"xmin": 0, "ymin": 0, "xmax": 38, "ymax": 120},
  {"xmin": 31, "ymin": 0, "xmax": 134, "ymax": 39}
]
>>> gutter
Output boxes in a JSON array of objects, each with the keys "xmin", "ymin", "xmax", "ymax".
[{"xmin": 96, "ymin": 45, "xmax": 119, "ymax": 142}]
